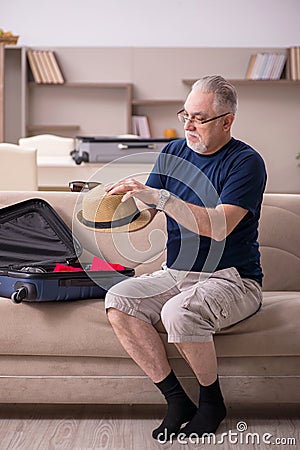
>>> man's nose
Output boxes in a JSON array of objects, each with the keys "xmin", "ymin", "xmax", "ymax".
[{"xmin": 184, "ymin": 118, "xmax": 195, "ymax": 130}]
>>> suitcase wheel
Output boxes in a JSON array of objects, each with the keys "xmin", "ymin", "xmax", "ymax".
[
  {"xmin": 11, "ymin": 282, "xmax": 37, "ymax": 303},
  {"xmin": 11, "ymin": 287, "xmax": 28, "ymax": 304}
]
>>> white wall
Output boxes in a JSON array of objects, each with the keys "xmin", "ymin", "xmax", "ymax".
[{"xmin": 2, "ymin": 0, "xmax": 300, "ymax": 47}]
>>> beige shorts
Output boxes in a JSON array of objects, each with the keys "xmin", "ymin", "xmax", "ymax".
[{"xmin": 105, "ymin": 265, "xmax": 262, "ymax": 343}]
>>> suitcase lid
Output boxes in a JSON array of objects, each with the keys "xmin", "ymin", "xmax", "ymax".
[{"xmin": 0, "ymin": 198, "xmax": 82, "ymax": 269}]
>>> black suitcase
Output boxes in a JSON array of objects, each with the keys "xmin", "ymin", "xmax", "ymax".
[{"xmin": 0, "ymin": 198, "xmax": 134, "ymax": 303}]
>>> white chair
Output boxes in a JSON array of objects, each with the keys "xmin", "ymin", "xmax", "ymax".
[
  {"xmin": 0, "ymin": 143, "xmax": 38, "ymax": 190},
  {"xmin": 19, "ymin": 134, "xmax": 75, "ymax": 157}
]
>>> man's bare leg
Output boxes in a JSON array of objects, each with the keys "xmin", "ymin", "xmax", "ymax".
[
  {"xmin": 107, "ymin": 308, "xmax": 171, "ymax": 382},
  {"xmin": 107, "ymin": 310, "xmax": 217, "ymax": 385},
  {"xmin": 175, "ymin": 341, "xmax": 226, "ymax": 437},
  {"xmin": 107, "ymin": 308, "xmax": 197, "ymax": 439},
  {"xmin": 175, "ymin": 341, "xmax": 218, "ymax": 386}
]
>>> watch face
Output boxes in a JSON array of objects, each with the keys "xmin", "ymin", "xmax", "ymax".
[
  {"xmin": 157, "ymin": 189, "xmax": 171, "ymax": 210},
  {"xmin": 161, "ymin": 190, "xmax": 170, "ymax": 200}
]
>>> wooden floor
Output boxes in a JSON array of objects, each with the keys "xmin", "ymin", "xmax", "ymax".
[{"xmin": 0, "ymin": 404, "xmax": 298, "ymax": 450}]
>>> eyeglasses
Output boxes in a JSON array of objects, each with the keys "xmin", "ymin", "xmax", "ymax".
[
  {"xmin": 69, "ymin": 181, "xmax": 102, "ymax": 192},
  {"xmin": 177, "ymin": 109, "xmax": 231, "ymax": 126}
]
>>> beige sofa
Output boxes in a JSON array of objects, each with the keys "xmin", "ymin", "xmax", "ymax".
[{"xmin": 0, "ymin": 191, "xmax": 299, "ymax": 406}]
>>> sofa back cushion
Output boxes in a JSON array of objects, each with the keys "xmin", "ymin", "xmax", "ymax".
[
  {"xmin": 0, "ymin": 191, "xmax": 299, "ymax": 292},
  {"xmin": 259, "ymin": 194, "xmax": 300, "ymax": 291}
]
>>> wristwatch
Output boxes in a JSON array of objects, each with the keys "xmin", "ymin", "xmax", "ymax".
[{"xmin": 156, "ymin": 189, "xmax": 171, "ymax": 211}]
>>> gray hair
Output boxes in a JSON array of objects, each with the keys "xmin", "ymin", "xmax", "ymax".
[{"xmin": 192, "ymin": 75, "xmax": 237, "ymax": 115}]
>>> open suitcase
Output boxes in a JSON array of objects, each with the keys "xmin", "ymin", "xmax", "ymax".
[{"xmin": 0, "ymin": 198, "xmax": 134, "ymax": 303}]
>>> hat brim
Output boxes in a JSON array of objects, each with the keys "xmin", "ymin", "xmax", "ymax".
[{"xmin": 77, "ymin": 208, "xmax": 153, "ymax": 233}]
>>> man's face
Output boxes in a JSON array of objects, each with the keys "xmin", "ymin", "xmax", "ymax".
[{"xmin": 183, "ymin": 90, "xmax": 231, "ymax": 155}]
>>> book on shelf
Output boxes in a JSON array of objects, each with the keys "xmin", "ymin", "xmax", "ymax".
[
  {"xmin": 245, "ymin": 54, "xmax": 257, "ymax": 79},
  {"xmin": 43, "ymin": 51, "xmax": 59, "ymax": 83},
  {"xmin": 47, "ymin": 51, "xmax": 65, "ymax": 84},
  {"xmin": 42, "ymin": 51, "xmax": 58, "ymax": 83},
  {"xmin": 39, "ymin": 51, "xmax": 52, "ymax": 83},
  {"xmin": 245, "ymin": 52, "xmax": 287, "ymax": 80},
  {"xmin": 27, "ymin": 50, "xmax": 42, "ymax": 84},
  {"xmin": 33, "ymin": 50, "xmax": 48, "ymax": 83},
  {"xmin": 288, "ymin": 47, "xmax": 300, "ymax": 81},
  {"xmin": 27, "ymin": 50, "xmax": 65, "ymax": 84},
  {"xmin": 131, "ymin": 115, "xmax": 151, "ymax": 138}
]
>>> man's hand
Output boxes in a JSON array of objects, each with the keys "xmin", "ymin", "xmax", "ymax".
[{"xmin": 105, "ymin": 178, "xmax": 159, "ymax": 207}]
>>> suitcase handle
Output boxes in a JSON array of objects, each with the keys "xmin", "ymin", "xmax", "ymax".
[
  {"xmin": 59, "ymin": 278, "xmax": 97, "ymax": 287},
  {"xmin": 118, "ymin": 144, "xmax": 156, "ymax": 150}
]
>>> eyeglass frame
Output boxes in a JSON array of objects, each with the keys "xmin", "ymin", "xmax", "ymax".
[
  {"xmin": 68, "ymin": 181, "xmax": 102, "ymax": 192},
  {"xmin": 177, "ymin": 109, "xmax": 231, "ymax": 126}
]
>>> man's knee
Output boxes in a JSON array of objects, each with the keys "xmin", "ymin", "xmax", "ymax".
[{"xmin": 106, "ymin": 306, "xmax": 121, "ymax": 322}]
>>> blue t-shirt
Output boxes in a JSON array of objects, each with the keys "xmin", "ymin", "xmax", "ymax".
[{"xmin": 146, "ymin": 137, "xmax": 267, "ymax": 285}]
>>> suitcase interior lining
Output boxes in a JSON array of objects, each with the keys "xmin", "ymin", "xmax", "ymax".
[{"xmin": 0, "ymin": 198, "xmax": 80, "ymax": 269}]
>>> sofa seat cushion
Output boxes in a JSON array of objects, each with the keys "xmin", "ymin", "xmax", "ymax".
[
  {"xmin": 0, "ymin": 298, "xmax": 122, "ymax": 358},
  {"xmin": 0, "ymin": 291, "xmax": 299, "ymax": 359},
  {"xmin": 214, "ymin": 291, "xmax": 300, "ymax": 357}
]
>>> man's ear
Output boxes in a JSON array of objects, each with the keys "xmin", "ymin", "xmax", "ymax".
[{"xmin": 223, "ymin": 113, "xmax": 235, "ymax": 131}]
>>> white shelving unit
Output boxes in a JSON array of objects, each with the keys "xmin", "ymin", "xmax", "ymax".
[
  {"xmin": 27, "ymin": 81, "xmax": 133, "ymax": 137},
  {"xmin": 1, "ymin": 46, "xmax": 300, "ymax": 193}
]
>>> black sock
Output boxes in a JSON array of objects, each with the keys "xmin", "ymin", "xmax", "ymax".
[
  {"xmin": 180, "ymin": 376, "xmax": 226, "ymax": 438},
  {"xmin": 152, "ymin": 370, "xmax": 197, "ymax": 441}
]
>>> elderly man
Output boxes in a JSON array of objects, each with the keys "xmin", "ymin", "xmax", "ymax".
[{"xmin": 105, "ymin": 75, "xmax": 267, "ymax": 441}]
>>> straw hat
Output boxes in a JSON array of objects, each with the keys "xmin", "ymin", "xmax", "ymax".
[{"xmin": 77, "ymin": 184, "xmax": 152, "ymax": 232}]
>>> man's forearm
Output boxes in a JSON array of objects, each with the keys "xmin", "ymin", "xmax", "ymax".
[
  {"xmin": 162, "ymin": 194, "xmax": 227, "ymax": 241},
  {"xmin": 105, "ymin": 179, "xmax": 244, "ymax": 241}
]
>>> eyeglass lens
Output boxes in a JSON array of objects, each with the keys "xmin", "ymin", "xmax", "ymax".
[{"xmin": 177, "ymin": 111, "xmax": 200, "ymax": 124}]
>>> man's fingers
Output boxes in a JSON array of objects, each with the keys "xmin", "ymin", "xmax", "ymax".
[{"xmin": 105, "ymin": 178, "xmax": 140, "ymax": 192}]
